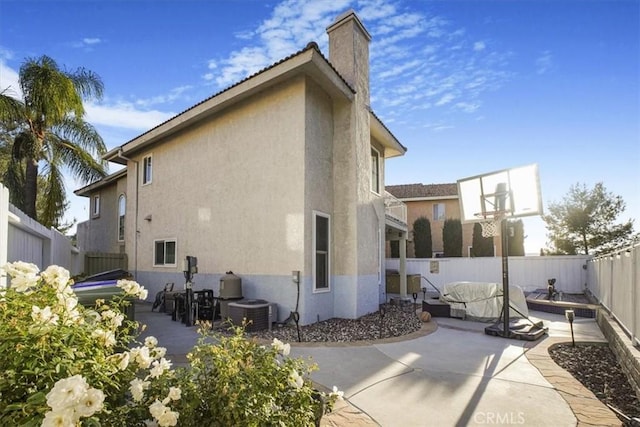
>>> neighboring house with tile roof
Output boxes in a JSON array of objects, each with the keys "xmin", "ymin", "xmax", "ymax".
[
  {"xmin": 75, "ymin": 11, "xmax": 410, "ymax": 325},
  {"xmin": 386, "ymin": 183, "xmax": 486, "ymax": 257}
]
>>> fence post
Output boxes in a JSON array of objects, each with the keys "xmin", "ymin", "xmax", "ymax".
[{"xmin": 0, "ymin": 185, "xmax": 8, "ymax": 288}]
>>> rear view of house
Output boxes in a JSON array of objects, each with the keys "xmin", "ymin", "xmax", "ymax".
[{"xmin": 75, "ymin": 10, "xmax": 408, "ymax": 325}]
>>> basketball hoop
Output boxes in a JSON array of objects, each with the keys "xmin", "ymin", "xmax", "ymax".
[
  {"xmin": 480, "ymin": 220, "xmax": 499, "ymax": 237},
  {"xmin": 479, "ymin": 212, "xmax": 504, "ymax": 237}
]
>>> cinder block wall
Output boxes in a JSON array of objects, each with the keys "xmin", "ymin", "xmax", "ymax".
[{"xmin": 597, "ymin": 310, "xmax": 640, "ymax": 401}]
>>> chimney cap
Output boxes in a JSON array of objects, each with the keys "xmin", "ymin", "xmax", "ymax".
[{"xmin": 326, "ymin": 9, "xmax": 371, "ymax": 41}]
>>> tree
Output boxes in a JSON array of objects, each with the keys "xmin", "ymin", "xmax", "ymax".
[
  {"xmin": 471, "ymin": 222, "xmax": 494, "ymax": 257},
  {"xmin": 413, "ymin": 216, "xmax": 432, "ymax": 258},
  {"xmin": 443, "ymin": 218, "xmax": 462, "ymax": 257},
  {"xmin": 0, "ymin": 55, "xmax": 107, "ymax": 227},
  {"xmin": 543, "ymin": 182, "xmax": 635, "ymax": 255},
  {"xmin": 507, "ymin": 219, "xmax": 525, "ymax": 256}
]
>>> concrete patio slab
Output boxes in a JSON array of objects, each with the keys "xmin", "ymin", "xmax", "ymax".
[{"xmin": 136, "ymin": 302, "xmax": 622, "ymax": 426}]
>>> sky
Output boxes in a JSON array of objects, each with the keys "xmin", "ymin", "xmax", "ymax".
[{"xmin": 1, "ymin": 0, "xmax": 638, "ymax": 254}]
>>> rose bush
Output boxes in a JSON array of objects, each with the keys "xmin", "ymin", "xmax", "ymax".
[
  {"xmin": 0, "ymin": 262, "xmax": 342, "ymax": 426},
  {"xmin": 172, "ymin": 323, "xmax": 343, "ymax": 426},
  {"xmin": 0, "ymin": 262, "xmax": 179, "ymax": 426}
]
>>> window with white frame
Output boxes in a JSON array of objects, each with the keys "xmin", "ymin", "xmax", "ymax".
[
  {"xmin": 433, "ymin": 203, "xmax": 445, "ymax": 221},
  {"xmin": 142, "ymin": 155, "xmax": 153, "ymax": 185},
  {"xmin": 313, "ymin": 212, "xmax": 330, "ymax": 291},
  {"xmin": 371, "ymin": 148, "xmax": 380, "ymax": 194},
  {"xmin": 154, "ymin": 239, "xmax": 176, "ymax": 267},
  {"xmin": 117, "ymin": 194, "xmax": 126, "ymax": 241},
  {"xmin": 92, "ymin": 194, "xmax": 100, "ymax": 217}
]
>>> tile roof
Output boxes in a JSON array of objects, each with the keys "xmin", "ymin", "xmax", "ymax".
[
  {"xmin": 114, "ymin": 42, "xmax": 354, "ymax": 151},
  {"xmin": 386, "ymin": 183, "xmax": 458, "ymax": 199}
]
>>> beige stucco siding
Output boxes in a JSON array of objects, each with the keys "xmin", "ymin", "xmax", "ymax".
[
  {"xmin": 404, "ymin": 198, "xmax": 474, "ymax": 257},
  {"xmin": 129, "ymin": 77, "xmax": 307, "ymax": 275},
  {"xmin": 77, "ymin": 176, "xmax": 127, "ymax": 254},
  {"xmin": 303, "ymin": 78, "xmax": 334, "ymax": 276}
]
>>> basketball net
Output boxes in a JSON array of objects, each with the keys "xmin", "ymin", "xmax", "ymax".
[{"xmin": 480, "ymin": 213, "xmax": 504, "ymax": 237}]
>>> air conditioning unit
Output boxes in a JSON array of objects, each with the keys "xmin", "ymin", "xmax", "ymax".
[{"xmin": 228, "ymin": 300, "xmax": 278, "ymax": 332}]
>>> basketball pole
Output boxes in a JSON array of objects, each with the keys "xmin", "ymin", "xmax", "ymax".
[{"xmin": 500, "ymin": 216, "xmax": 510, "ymax": 338}]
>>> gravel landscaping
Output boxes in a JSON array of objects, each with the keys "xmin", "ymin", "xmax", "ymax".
[
  {"xmin": 243, "ymin": 302, "xmax": 423, "ymax": 343},
  {"xmin": 549, "ymin": 343, "xmax": 640, "ymax": 425}
]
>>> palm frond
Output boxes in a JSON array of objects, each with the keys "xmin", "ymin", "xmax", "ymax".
[
  {"xmin": 68, "ymin": 67, "xmax": 104, "ymax": 101},
  {"xmin": 0, "ymin": 90, "xmax": 25, "ymax": 123},
  {"xmin": 20, "ymin": 55, "xmax": 85, "ymax": 126},
  {"xmin": 47, "ymin": 132, "xmax": 107, "ymax": 184},
  {"xmin": 52, "ymin": 117, "xmax": 106, "ymax": 155}
]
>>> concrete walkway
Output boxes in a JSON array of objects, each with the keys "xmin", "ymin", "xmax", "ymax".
[{"xmin": 136, "ymin": 303, "xmax": 622, "ymax": 426}]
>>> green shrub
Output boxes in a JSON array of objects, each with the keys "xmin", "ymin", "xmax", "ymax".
[
  {"xmin": 413, "ymin": 216, "xmax": 432, "ymax": 258},
  {"xmin": 0, "ymin": 261, "xmax": 342, "ymax": 426},
  {"xmin": 174, "ymin": 324, "xmax": 342, "ymax": 426}
]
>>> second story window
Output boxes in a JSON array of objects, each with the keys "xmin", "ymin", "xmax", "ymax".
[
  {"xmin": 371, "ymin": 148, "xmax": 380, "ymax": 194},
  {"xmin": 118, "ymin": 194, "xmax": 126, "ymax": 241},
  {"xmin": 433, "ymin": 203, "xmax": 445, "ymax": 221},
  {"xmin": 92, "ymin": 194, "xmax": 100, "ymax": 217},
  {"xmin": 143, "ymin": 155, "xmax": 152, "ymax": 185}
]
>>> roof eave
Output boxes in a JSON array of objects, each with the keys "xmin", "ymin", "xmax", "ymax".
[
  {"xmin": 74, "ymin": 168, "xmax": 127, "ymax": 197},
  {"xmin": 370, "ymin": 111, "xmax": 406, "ymax": 158},
  {"xmin": 105, "ymin": 48, "xmax": 354, "ymax": 162}
]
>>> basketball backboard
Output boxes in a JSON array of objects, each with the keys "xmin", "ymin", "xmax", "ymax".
[{"xmin": 457, "ymin": 164, "xmax": 543, "ymax": 223}]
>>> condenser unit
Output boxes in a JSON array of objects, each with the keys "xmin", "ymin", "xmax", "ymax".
[{"xmin": 228, "ymin": 300, "xmax": 277, "ymax": 332}]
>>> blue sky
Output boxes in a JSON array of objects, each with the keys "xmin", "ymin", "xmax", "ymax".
[{"xmin": 1, "ymin": 0, "xmax": 638, "ymax": 254}]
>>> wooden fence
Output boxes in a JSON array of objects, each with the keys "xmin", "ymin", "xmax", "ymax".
[{"xmin": 84, "ymin": 252, "xmax": 128, "ymax": 276}]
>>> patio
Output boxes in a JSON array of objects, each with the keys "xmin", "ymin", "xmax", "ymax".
[{"xmin": 137, "ymin": 302, "xmax": 622, "ymax": 426}]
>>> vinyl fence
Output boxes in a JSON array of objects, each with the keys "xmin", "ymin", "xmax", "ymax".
[
  {"xmin": 385, "ymin": 255, "xmax": 591, "ymax": 294},
  {"xmin": 587, "ymin": 243, "xmax": 640, "ymax": 346},
  {"xmin": 0, "ymin": 184, "xmax": 82, "ymax": 287}
]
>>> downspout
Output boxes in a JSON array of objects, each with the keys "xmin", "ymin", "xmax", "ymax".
[{"xmin": 118, "ymin": 149, "xmax": 139, "ymax": 279}]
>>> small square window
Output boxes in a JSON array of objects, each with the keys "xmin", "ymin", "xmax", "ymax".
[{"xmin": 154, "ymin": 239, "xmax": 177, "ymax": 267}]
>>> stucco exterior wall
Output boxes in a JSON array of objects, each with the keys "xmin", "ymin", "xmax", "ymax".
[
  {"xmin": 77, "ymin": 176, "xmax": 127, "ymax": 254},
  {"xmin": 404, "ymin": 198, "xmax": 475, "ymax": 257},
  {"xmin": 301, "ymin": 78, "xmax": 335, "ymax": 323},
  {"xmin": 127, "ymin": 77, "xmax": 307, "ymax": 297}
]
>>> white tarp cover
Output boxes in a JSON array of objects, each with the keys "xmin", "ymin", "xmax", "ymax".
[{"xmin": 441, "ymin": 281, "xmax": 529, "ymax": 322}]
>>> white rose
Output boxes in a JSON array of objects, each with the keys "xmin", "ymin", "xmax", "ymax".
[
  {"xmin": 130, "ymin": 378, "xmax": 150, "ymax": 402},
  {"xmin": 46, "ymin": 375, "xmax": 89, "ymax": 410},
  {"xmin": 42, "ymin": 407, "xmax": 75, "ymax": 427},
  {"xmin": 75, "ymin": 387, "xmax": 105, "ymax": 417}
]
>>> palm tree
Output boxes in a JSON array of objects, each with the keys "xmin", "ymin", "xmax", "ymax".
[{"xmin": 0, "ymin": 55, "xmax": 107, "ymax": 227}]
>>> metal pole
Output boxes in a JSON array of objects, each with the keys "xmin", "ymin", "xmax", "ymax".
[{"xmin": 501, "ymin": 218, "xmax": 510, "ymax": 338}]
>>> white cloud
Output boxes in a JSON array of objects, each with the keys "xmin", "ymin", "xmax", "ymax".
[
  {"xmin": 0, "ymin": 58, "xmax": 22, "ymax": 99},
  {"xmin": 134, "ymin": 85, "xmax": 193, "ymax": 108},
  {"xmin": 72, "ymin": 37, "xmax": 104, "ymax": 49},
  {"xmin": 474, "ymin": 41, "xmax": 486, "ymax": 51},
  {"xmin": 204, "ymin": 0, "xmax": 351, "ymax": 87},
  {"xmin": 536, "ymin": 50, "xmax": 553, "ymax": 74},
  {"xmin": 85, "ymin": 102, "xmax": 175, "ymax": 131},
  {"xmin": 83, "ymin": 38, "xmax": 102, "ymax": 45},
  {"xmin": 435, "ymin": 93, "xmax": 455, "ymax": 106}
]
